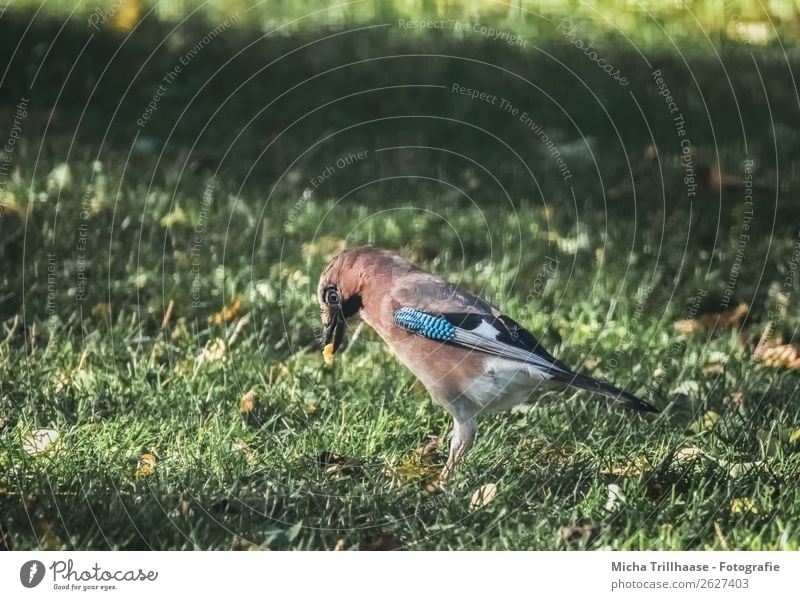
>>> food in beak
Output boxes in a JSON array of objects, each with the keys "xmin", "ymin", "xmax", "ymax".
[{"xmin": 323, "ymin": 343, "xmax": 335, "ymax": 365}]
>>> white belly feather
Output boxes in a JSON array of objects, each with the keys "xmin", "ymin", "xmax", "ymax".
[{"xmin": 462, "ymin": 357, "xmax": 556, "ymax": 413}]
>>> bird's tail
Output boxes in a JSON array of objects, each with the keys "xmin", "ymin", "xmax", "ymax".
[{"xmin": 556, "ymin": 371, "xmax": 658, "ymax": 413}]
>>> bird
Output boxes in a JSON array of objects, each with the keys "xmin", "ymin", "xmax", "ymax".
[{"xmin": 317, "ymin": 246, "xmax": 657, "ymax": 481}]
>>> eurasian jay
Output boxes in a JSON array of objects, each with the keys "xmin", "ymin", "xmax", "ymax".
[{"xmin": 318, "ymin": 246, "xmax": 657, "ymax": 480}]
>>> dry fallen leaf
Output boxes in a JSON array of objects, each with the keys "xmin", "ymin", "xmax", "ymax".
[
  {"xmin": 789, "ymin": 429, "xmax": 800, "ymax": 445},
  {"xmin": 675, "ymin": 303, "xmax": 748, "ymax": 335},
  {"xmin": 333, "ymin": 538, "xmax": 346, "ymax": 551},
  {"xmin": 600, "ymin": 457, "xmax": 651, "ymax": 477},
  {"xmin": 239, "ymin": 389, "xmax": 256, "ymax": 414},
  {"xmin": 22, "ymin": 429, "xmax": 59, "ymax": 456},
  {"xmin": 730, "ymin": 498, "xmax": 758, "ymax": 514},
  {"xmin": 558, "ymin": 525, "xmax": 600, "ymax": 544},
  {"xmin": 136, "ymin": 453, "xmax": 157, "ymax": 478},
  {"xmin": 384, "ymin": 438, "xmax": 443, "ymax": 489},
  {"xmin": 753, "ymin": 343, "xmax": 800, "ymax": 369},
  {"xmin": 725, "ymin": 391, "xmax": 747, "ymax": 407},
  {"xmin": 673, "ymin": 446, "xmax": 704, "ymax": 463},
  {"xmin": 469, "ymin": 483, "xmax": 498, "ymax": 511},
  {"xmin": 209, "ymin": 296, "xmax": 245, "ymax": 326},
  {"xmin": 197, "ymin": 338, "xmax": 227, "ymax": 366},
  {"xmin": 231, "ymin": 536, "xmax": 261, "ymax": 551},
  {"xmin": 689, "ymin": 410, "xmax": 721, "ymax": 434},
  {"xmin": 316, "ymin": 451, "xmax": 361, "ymax": 477}
]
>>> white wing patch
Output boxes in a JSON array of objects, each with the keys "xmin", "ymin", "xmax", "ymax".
[{"xmin": 452, "ymin": 324, "xmax": 568, "ymax": 375}]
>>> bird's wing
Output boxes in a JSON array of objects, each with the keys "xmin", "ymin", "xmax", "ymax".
[
  {"xmin": 391, "ymin": 271, "xmax": 497, "ymax": 315},
  {"xmin": 393, "ymin": 307, "xmax": 573, "ymax": 375}
]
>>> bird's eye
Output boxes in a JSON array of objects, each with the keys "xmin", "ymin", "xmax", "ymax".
[{"xmin": 325, "ymin": 288, "xmax": 340, "ymax": 305}]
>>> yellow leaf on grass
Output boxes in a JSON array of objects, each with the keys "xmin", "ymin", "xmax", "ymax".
[
  {"xmin": 673, "ymin": 447, "xmax": 704, "ymax": 463},
  {"xmin": 160, "ymin": 206, "xmax": 188, "ymax": 228},
  {"xmin": 209, "ymin": 296, "xmax": 245, "ymax": 325},
  {"xmin": 22, "ymin": 429, "xmax": 59, "ymax": 456},
  {"xmin": 789, "ymin": 429, "xmax": 800, "ymax": 445},
  {"xmin": 198, "ymin": 338, "xmax": 227, "ymax": 365},
  {"xmin": 689, "ymin": 411, "xmax": 720, "ymax": 434},
  {"xmin": 600, "ymin": 457, "xmax": 651, "ymax": 477},
  {"xmin": 384, "ymin": 442, "xmax": 441, "ymax": 489},
  {"xmin": 136, "ymin": 453, "xmax": 157, "ymax": 478},
  {"xmin": 730, "ymin": 498, "xmax": 758, "ymax": 514},
  {"xmin": 469, "ymin": 483, "xmax": 498, "ymax": 510}
]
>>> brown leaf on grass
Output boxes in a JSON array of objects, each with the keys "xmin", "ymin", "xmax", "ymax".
[
  {"xmin": 231, "ymin": 536, "xmax": 262, "ymax": 551},
  {"xmin": 315, "ymin": 452, "xmax": 361, "ymax": 477},
  {"xmin": 359, "ymin": 534, "xmax": 406, "ymax": 551},
  {"xmin": 209, "ymin": 296, "xmax": 245, "ymax": 325},
  {"xmin": 135, "ymin": 453, "xmax": 157, "ymax": 478},
  {"xmin": 558, "ymin": 525, "xmax": 600, "ymax": 545},
  {"xmin": 753, "ymin": 343, "xmax": 800, "ymax": 369},
  {"xmin": 469, "ymin": 483, "xmax": 498, "ymax": 511},
  {"xmin": 239, "ymin": 389, "xmax": 256, "ymax": 414},
  {"xmin": 725, "ymin": 391, "xmax": 746, "ymax": 407},
  {"xmin": 674, "ymin": 303, "xmax": 748, "ymax": 335},
  {"xmin": 333, "ymin": 538, "xmax": 346, "ymax": 551},
  {"xmin": 419, "ymin": 436, "xmax": 441, "ymax": 462},
  {"xmin": 160, "ymin": 299, "xmax": 175, "ymax": 329}
]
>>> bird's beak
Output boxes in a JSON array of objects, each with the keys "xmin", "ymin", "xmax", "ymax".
[{"xmin": 322, "ymin": 310, "xmax": 346, "ymax": 353}]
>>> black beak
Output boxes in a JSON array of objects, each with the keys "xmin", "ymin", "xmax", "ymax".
[{"xmin": 322, "ymin": 310, "xmax": 346, "ymax": 353}]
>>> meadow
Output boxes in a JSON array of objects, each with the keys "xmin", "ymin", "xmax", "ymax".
[{"xmin": 1, "ymin": 8, "xmax": 800, "ymax": 550}]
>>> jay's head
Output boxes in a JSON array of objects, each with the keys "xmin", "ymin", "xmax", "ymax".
[{"xmin": 317, "ymin": 247, "xmax": 367, "ymax": 354}]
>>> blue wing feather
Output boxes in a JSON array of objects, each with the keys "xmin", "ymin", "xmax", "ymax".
[{"xmin": 393, "ymin": 307, "xmax": 569, "ymax": 374}]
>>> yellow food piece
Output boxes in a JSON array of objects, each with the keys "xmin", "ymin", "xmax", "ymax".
[{"xmin": 323, "ymin": 343, "xmax": 335, "ymax": 364}]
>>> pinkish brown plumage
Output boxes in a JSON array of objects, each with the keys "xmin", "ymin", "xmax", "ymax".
[{"xmin": 318, "ymin": 246, "xmax": 657, "ymax": 481}]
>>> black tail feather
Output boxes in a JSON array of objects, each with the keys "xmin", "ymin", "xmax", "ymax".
[{"xmin": 555, "ymin": 372, "xmax": 658, "ymax": 413}]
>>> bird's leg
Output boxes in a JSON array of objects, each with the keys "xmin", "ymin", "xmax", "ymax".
[{"xmin": 439, "ymin": 416, "xmax": 477, "ymax": 482}]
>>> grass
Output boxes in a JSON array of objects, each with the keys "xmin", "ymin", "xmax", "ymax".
[
  {"xmin": 3, "ymin": 179, "xmax": 799, "ymax": 550},
  {"xmin": 1, "ymin": 15, "xmax": 800, "ymax": 550}
]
